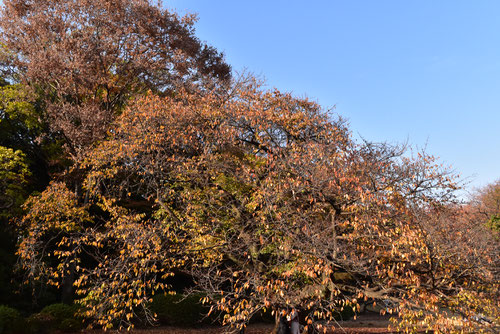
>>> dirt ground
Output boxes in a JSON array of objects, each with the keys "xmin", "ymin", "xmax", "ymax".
[
  {"xmin": 80, "ymin": 314, "xmax": 399, "ymax": 333},
  {"xmin": 329, "ymin": 313, "xmax": 395, "ymax": 332},
  {"xmin": 81, "ymin": 326, "xmax": 397, "ymax": 334}
]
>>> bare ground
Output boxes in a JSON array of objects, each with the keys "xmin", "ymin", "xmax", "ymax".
[
  {"xmin": 79, "ymin": 314, "xmax": 399, "ymax": 333},
  {"xmin": 80, "ymin": 326, "xmax": 396, "ymax": 334}
]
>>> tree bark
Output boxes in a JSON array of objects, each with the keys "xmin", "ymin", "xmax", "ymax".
[{"xmin": 61, "ymin": 262, "xmax": 76, "ymax": 304}]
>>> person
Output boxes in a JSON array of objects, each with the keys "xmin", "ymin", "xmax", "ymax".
[
  {"xmin": 277, "ymin": 313, "xmax": 290, "ymax": 334},
  {"xmin": 288, "ymin": 308, "xmax": 300, "ymax": 334}
]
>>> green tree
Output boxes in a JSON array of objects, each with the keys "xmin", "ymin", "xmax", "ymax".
[
  {"xmin": 0, "ymin": 146, "xmax": 30, "ymax": 305},
  {"xmin": 0, "ymin": 146, "xmax": 30, "ymax": 217}
]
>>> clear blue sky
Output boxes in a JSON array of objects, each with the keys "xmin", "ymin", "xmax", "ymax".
[{"xmin": 166, "ymin": 0, "xmax": 499, "ymax": 194}]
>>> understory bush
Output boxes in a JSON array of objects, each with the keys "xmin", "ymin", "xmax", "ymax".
[
  {"xmin": 27, "ymin": 303, "xmax": 82, "ymax": 333},
  {"xmin": 0, "ymin": 305, "xmax": 23, "ymax": 334},
  {"xmin": 149, "ymin": 293, "xmax": 213, "ymax": 327},
  {"xmin": 39, "ymin": 303, "xmax": 77, "ymax": 322}
]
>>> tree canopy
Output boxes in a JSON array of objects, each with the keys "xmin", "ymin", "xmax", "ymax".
[{"xmin": 0, "ymin": 0, "xmax": 230, "ymax": 153}]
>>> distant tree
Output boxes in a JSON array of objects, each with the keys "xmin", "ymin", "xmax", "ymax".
[
  {"xmin": 0, "ymin": 0, "xmax": 231, "ymax": 154},
  {"xmin": 0, "ymin": 80, "xmax": 63, "ymax": 185},
  {"xmin": 0, "ymin": 146, "xmax": 30, "ymax": 216},
  {"xmin": 489, "ymin": 215, "xmax": 500, "ymax": 232},
  {"xmin": 0, "ymin": 79, "xmax": 51, "ymax": 308},
  {"xmin": 473, "ymin": 180, "xmax": 500, "ymax": 231},
  {"xmin": 0, "ymin": 146, "xmax": 30, "ymax": 305}
]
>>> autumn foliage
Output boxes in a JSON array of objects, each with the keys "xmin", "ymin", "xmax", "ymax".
[
  {"xmin": 0, "ymin": 0, "xmax": 230, "ymax": 153},
  {"xmin": 473, "ymin": 180, "xmax": 500, "ymax": 231},
  {"xmin": 17, "ymin": 80, "xmax": 499, "ymax": 332},
  {"xmin": 0, "ymin": 1, "xmax": 498, "ymax": 333}
]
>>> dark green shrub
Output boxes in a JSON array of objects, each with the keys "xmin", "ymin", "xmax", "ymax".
[
  {"xmin": 39, "ymin": 303, "xmax": 76, "ymax": 322},
  {"xmin": 149, "ymin": 293, "xmax": 212, "ymax": 326},
  {"xmin": 59, "ymin": 318, "xmax": 81, "ymax": 332},
  {"xmin": 0, "ymin": 305, "xmax": 23, "ymax": 334},
  {"xmin": 27, "ymin": 303, "xmax": 83, "ymax": 333},
  {"xmin": 26, "ymin": 312, "xmax": 54, "ymax": 334}
]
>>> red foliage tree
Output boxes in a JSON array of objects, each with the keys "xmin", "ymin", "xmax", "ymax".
[{"xmin": 0, "ymin": 0, "xmax": 230, "ymax": 153}]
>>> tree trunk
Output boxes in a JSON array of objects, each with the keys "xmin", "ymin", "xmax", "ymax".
[{"xmin": 61, "ymin": 262, "xmax": 75, "ymax": 304}]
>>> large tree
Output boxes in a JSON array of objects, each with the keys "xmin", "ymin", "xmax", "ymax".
[
  {"xmin": 19, "ymin": 78, "xmax": 500, "ymax": 332},
  {"xmin": 4, "ymin": 1, "xmax": 498, "ymax": 333}
]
